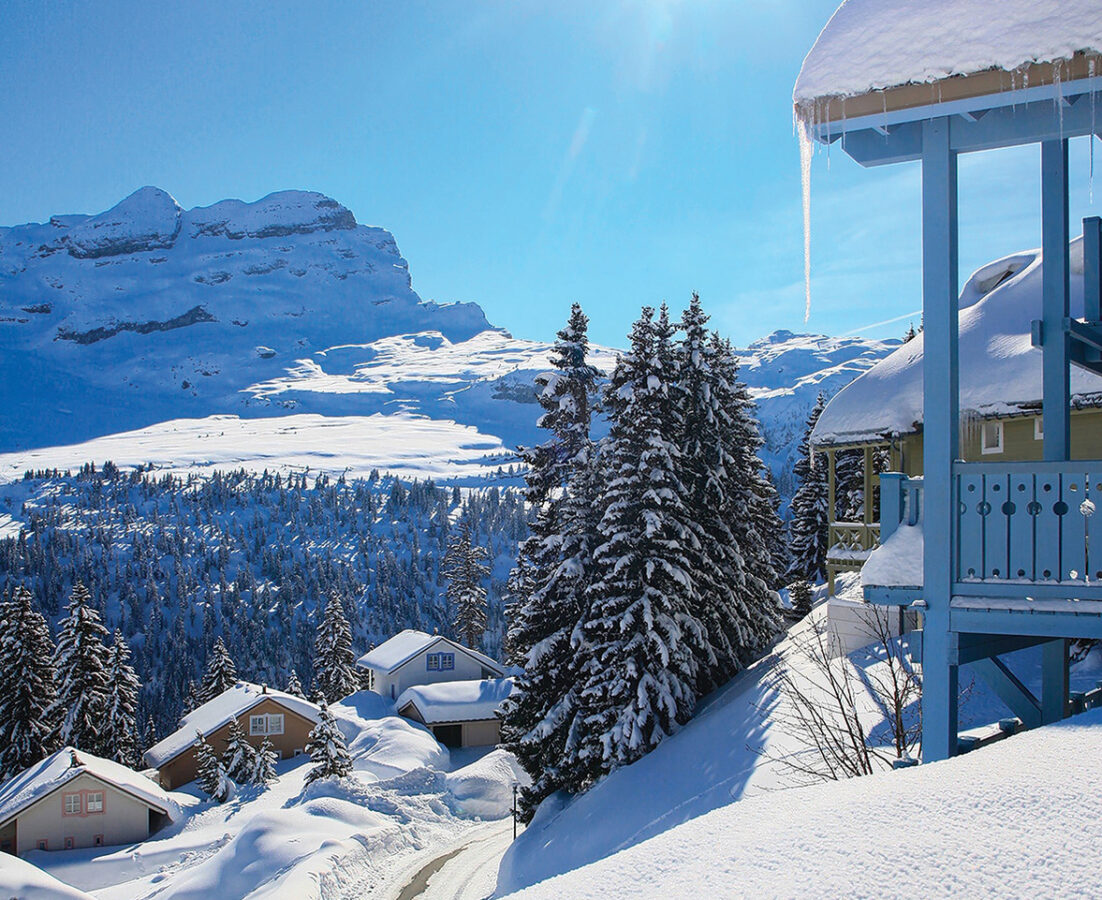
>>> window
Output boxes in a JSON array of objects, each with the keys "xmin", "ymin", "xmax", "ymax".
[
  {"xmin": 36, "ymin": 839, "xmax": 48, "ymax": 851},
  {"xmin": 86, "ymin": 792, "xmax": 104, "ymax": 813},
  {"xmin": 426, "ymin": 652, "xmax": 455, "ymax": 672},
  {"xmin": 64, "ymin": 836, "xmax": 74, "ymax": 850},
  {"xmin": 981, "ymin": 421, "xmax": 1004, "ymax": 455},
  {"xmin": 249, "ymin": 713, "xmax": 284, "ymax": 735},
  {"xmin": 93, "ymin": 835, "xmax": 104, "ymax": 847},
  {"xmin": 1035, "ymin": 417, "xmax": 1044, "ymax": 440},
  {"xmin": 63, "ymin": 793, "xmax": 82, "ymax": 816}
]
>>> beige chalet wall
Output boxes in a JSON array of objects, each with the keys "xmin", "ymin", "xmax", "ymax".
[
  {"xmin": 461, "ymin": 720, "xmax": 501, "ymax": 747},
  {"xmin": 375, "ymin": 645, "xmax": 493, "ymax": 701},
  {"xmin": 12, "ymin": 772, "xmax": 157, "ymax": 854},
  {"xmin": 157, "ymin": 697, "xmax": 315, "ymax": 790}
]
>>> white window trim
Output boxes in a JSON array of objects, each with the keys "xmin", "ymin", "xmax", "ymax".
[
  {"xmin": 981, "ymin": 420, "xmax": 1004, "ymax": 455},
  {"xmin": 1034, "ymin": 417, "xmax": 1044, "ymax": 440},
  {"xmin": 249, "ymin": 713, "xmax": 285, "ymax": 736},
  {"xmin": 86, "ymin": 792, "xmax": 104, "ymax": 813},
  {"xmin": 267, "ymin": 714, "xmax": 284, "ymax": 735}
]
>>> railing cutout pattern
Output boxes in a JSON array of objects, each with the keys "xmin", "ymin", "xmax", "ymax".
[{"xmin": 955, "ymin": 463, "xmax": 1101, "ymax": 586}]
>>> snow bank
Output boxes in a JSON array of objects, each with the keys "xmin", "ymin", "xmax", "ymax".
[
  {"xmin": 795, "ymin": 0, "xmax": 1102, "ymax": 104},
  {"xmin": 332, "ymin": 692, "xmax": 450, "ymax": 778},
  {"xmin": 813, "ymin": 238, "xmax": 1102, "ymax": 446},
  {"xmin": 862, "ymin": 524, "xmax": 924, "ymax": 588},
  {"xmin": 504, "ymin": 707, "xmax": 1102, "ymax": 899},
  {"xmin": 446, "ymin": 749, "xmax": 530, "ymax": 819},
  {"xmin": 0, "ymin": 855, "xmax": 93, "ymax": 899},
  {"xmin": 398, "ymin": 678, "xmax": 515, "ymax": 724}
]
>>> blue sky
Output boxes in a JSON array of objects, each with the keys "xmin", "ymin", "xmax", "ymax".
[{"xmin": 2, "ymin": 0, "xmax": 1100, "ymax": 348}]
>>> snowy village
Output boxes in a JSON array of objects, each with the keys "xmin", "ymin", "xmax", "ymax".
[{"xmin": 2, "ymin": 1, "xmax": 1102, "ymax": 898}]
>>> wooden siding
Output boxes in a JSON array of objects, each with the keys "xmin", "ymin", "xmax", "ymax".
[{"xmin": 156, "ymin": 697, "xmax": 315, "ymax": 790}]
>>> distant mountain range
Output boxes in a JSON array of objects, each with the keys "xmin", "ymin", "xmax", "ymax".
[{"xmin": 0, "ymin": 187, "xmax": 898, "ymax": 503}]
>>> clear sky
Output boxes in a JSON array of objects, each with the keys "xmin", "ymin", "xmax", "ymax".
[{"xmin": 2, "ymin": 0, "xmax": 1100, "ymax": 348}]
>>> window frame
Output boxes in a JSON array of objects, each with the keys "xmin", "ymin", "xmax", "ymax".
[
  {"xmin": 1034, "ymin": 417, "xmax": 1044, "ymax": 440},
  {"xmin": 86, "ymin": 791, "xmax": 104, "ymax": 813},
  {"xmin": 981, "ymin": 420, "xmax": 1004, "ymax": 455},
  {"xmin": 250, "ymin": 712, "xmax": 284, "ymax": 736},
  {"xmin": 63, "ymin": 792, "xmax": 82, "ymax": 816}
]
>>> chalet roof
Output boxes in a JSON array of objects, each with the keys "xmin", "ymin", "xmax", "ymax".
[
  {"xmin": 0, "ymin": 747, "xmax": 178, "ymax": 828},
  {"xmin": 356, "ymin": 630, "xmax": 502, "ymax": 676},
  {"xmin": 397, "ymin": 678, "xmax": 515, "ymax": 725},
  {"xmin": 795, "ymin": 1, "xmax": 1102, "ymax": 124},
  {"xmin": 812, "ymin": 236, "xmax": 1102, "ymax": 447},
  {"xmin": 143, "ymin": 681, "xmax": 321, "ymax": 769}
]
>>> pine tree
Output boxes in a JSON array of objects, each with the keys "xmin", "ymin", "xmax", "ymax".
[
  {"xmin": 443, "ymin": 522, "xmax": 490, "ymax": 649},
  {"xmin": 834, "ymin": 449, "xmax": 864, "ymax": 521},
  {"xmin": 251, "ymin": 736, "xmax": 278, "ymax": 786},
  {"xmin": 789, "ymin": 579, "xmax": 814, "ymax": 619},
  {"xmin": 501, "ymin": 303, "xmax": 604, "ymax": 819},
  {"xmin": 52, "ymin": 582, "xmax": 110, "ymax": 754},
  {"xmin": 903, "ymin": 321, "xmax": 917, "ymax": 342},
  {"xmin": 143, "ymin": 715, "xmax": 158, "ymax": 750},
  {"xmin": 304, "ymin": 702, "xmax": 353, "ymax": 785},
  {"xmin": 195, "ymin": 731, "xmax": 233, "ymax": 802},
  {"xmin": 0, "ymin": 586, "xmax": 60, "ymax": 776},
  {"xmin": 676, "ymin": 296, "xmax": 781, "ymax": 693},
  {"xmin": 313, "ymin": 594, "xmax": 359, "ymax": 704},
  {"xmin": 221, "ymin": 716, "xmax": 257, "ymax": 784},
  {"xmin": 787, "ymin": 394, "xmax": 831, "ymax": 583},
  {"xmin": 570, "ymin": 306, "xmax": 702, "ymax": 785},
  {"xmin": 285, "ymin": 670, "xmax": 305, "ymax": 699},
  {"xmin": 200, "ymin": 637, "xmax": 238, "ymax": 702},
  {"xmin": 184, "ymin": 681, "xmax": 201, "ymax": 714},
  {"xmin": 100, "ymin": 631, "xmax": 142, "ymax": 766}
]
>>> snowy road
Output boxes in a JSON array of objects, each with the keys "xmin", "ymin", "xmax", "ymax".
[{"xmin": 390, "ymin": 818, "xmax": 517, "ymax": 900}]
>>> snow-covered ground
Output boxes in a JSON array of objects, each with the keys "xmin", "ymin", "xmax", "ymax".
[
  {"xmin": 504, "ymin": 704, "xmax": 1102, "ymax": 898},
  {"xmin": 496, "ymin": 576, "xmax": 1102, "ymax": 894},
  {"xmin": 13, "ymin": 695, "xmax": 526, "ymax": 900}
]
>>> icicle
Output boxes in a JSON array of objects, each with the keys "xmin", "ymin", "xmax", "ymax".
[{"xmin": 798, "ymin": 115, "xmax": 814, "ymax": 323}]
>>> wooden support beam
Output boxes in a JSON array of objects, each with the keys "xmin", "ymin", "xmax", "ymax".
[
  {"xmin": 970, "ymin": 656, "xmax": 1042, "ymax": 729},
  {"xmin": 1042, "ymin": 638, "xmax": 1070, "ymax": 723},
  {"xmin": 919, "ymin": 116, "xmax": 960, "ymax": 762},
  {"xmin": 1041, "ymin": 139, "xmax": 1071, "ymax": 462}
]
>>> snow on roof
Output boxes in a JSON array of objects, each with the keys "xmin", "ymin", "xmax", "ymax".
[
  {"xmin": 507, "ymin": 707, "xmax": 1102, "ymax": 899},
  {"xmin": 0, "ymin": 747, "xmax": 179, "ymax": 827},
  {"xmin": 813, "ymin": 237, "xmax": 1102, "ymax": 447},
  {"xmin": 144, "ymin": 681, "xmax": 321, "ymax": 768},
  {"xmin": 357, "ymin": 630, "xmax": 503, "ymax": 675},
  {"xmin": 397, "ymin": 678, "xmax": 515, "ymax": 724},
  {"xmin": 794, "ymin": 0, "xmax": 1102, "ymax": 105}
]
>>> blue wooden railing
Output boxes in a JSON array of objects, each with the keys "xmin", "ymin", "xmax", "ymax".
[{"xmin": 953, "ymin": 461, "xmax": 1102, "ymax": 599}]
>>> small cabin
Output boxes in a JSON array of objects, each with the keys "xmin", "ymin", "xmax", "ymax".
[
  {"xmin": 143, "ymin": 682, "xmax": 321, "ymax": 790},
  {"xmin": 396, "ymin": 678, "xmax": 515, "ymax": 748},
  {"xmin": 0, "ymin": 748, "xmax": 178, "ymax": 856},
  {"xmin": 357, "ymin": 630, "xmax": 504, "ymax": 702}
]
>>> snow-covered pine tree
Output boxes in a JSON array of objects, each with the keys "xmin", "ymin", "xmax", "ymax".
[
  {"xmin": 195, "ymin": 731, "xmax": 233, "ymax": 802},
  {"xmin": 712, "ymin": 332, "xmax": 786, "ymax": 658},
  {"xmin": 52, "ymin": 582, "xmax": 110, "ymax": 754},
  {"xmin": 675, "ymin": 295, "xmax": 781, "ymax": 693},
  {"xmin": 184, "ymin": 681, "xmax": 201, "ymax": 714},
  {"xmin": 313, "ymin": 594, "xmax": 359, "ymax": 704},
  {"xmin": 221, "ymin": 716, "xmax": 257, "ymax": 784},
  {"xmin": 443, "ymin": 521, "xmax": 490, "ymax": 649},
  {"xmin": 833, "ymin": 449, "xmax": 864, "ymax": 521},
  {"xmin": 251, "ymin": 736, "xmax": 278, "ymax": 786},
  {"xmin": 569, "ymin": 306, "xmax": 703, "ymax": 784},
  {"xmin": 100, "ymin": 630, "xmax": 142, "ymax": 767},
  {"xmin": 143, "ymin": 715, "xmax": 158, "ymax": 750},
  {"xmin": 789, "ymin": 579, "xmax": 813, "ymax": 619},
  {"xmin": 501, "ymin": 303, "xmax": 604, "ymax": 819},
  {"xmin": 786, "ymin": 393, "xmax": 830, "ymax": 583},
  {"xmin": 200, "ymin": 637, "xmax": 238, "ymax": 702},
  {"xmin": 304, "ymin": 702, "xmax": 352, "ymax": 785},
  {"xmin": 0, "ymin": 586, "xmax": 60, "ymax": 776},
  {"xmin": 285, "ymin": 669, "xmax": 305, "ymax": 699}
]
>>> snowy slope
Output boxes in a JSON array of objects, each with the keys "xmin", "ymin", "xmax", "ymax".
[
  {"xmin": 1, "ymin": 188, "xmax": 893, "ymax": 497},
  {"xmin": 496, "ymin": 578, "xmax": 1102, "ymax": 894},
  {"xmin": 505, "ymin": 707, "xmax": 1102, "ymax": 899}
]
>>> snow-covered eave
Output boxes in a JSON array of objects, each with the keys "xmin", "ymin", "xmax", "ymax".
[
  {"xmin": 812, "ymin": 393, "xmax": 1102, "ymax": 451},
  {"xmin": 797, "ymin": 53, "xmax": 1102, "ymax": 142}
]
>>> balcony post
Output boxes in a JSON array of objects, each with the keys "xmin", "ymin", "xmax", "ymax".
[
  {"xmin": 879, "ymin": 473, "xmax": 904, "ymax": 543},
  {"xmin": 1041, "ymin": 139, "xmax": 1070, "ymax": 462},
  {"xmin": 920, "ymin": 117, "xmax": 959, "ymax": 762}
]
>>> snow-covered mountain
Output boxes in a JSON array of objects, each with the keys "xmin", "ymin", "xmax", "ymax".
[{"xmin": 1, "ymin": 187, "xmax": 896, "ymax": 498}]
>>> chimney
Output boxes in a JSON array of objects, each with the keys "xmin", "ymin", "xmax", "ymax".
[{"xmin": 262, "ymin": 683, "xmax": 268, "ymax": 694}]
